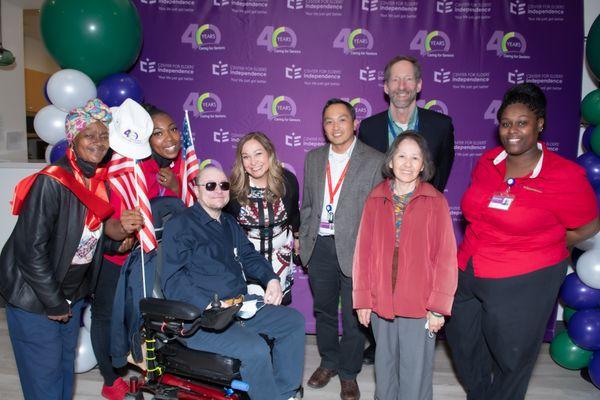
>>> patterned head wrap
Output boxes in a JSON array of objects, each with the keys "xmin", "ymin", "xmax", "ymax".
[{"xmin": 65, "ymin": 98, "xmax": 112, "ymax": 143}]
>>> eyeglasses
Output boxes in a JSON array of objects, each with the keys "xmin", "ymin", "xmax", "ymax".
[{"xmin": 199, "ymin": 181, "xmax": 230, "ymax": 191}]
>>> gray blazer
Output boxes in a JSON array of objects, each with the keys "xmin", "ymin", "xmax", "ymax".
[{"xmin": 299, "ymin": 139, "xmax": 384, "ymax": 277}]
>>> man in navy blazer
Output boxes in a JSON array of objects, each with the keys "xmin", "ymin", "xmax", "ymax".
[{"xmin": 358, "ymin": 55, "xmax": 455, "ymax": 193}]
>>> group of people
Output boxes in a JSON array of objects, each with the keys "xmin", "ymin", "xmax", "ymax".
[{"xmin": 0, "ymin": 54, "xmax": 598, "ymax": 400}]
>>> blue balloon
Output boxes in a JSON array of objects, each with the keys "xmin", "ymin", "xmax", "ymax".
[
  {"xmin": 96, "ymin": 73, "xmax": 144, "ymax": 107},
  {"xmin": 560, "ymin": 273, "xmax": 600, "ymax": 309},
  {"xmin": 577, "ymin": 152, "xmax": 600, "ymax": 189},
  {"xmin": 569, "ymin": 309, "xmax": 600, "ymax": 351},
  {"xmin": 590, "ymin": 351, "xmax": 600, "ymax": 389},
  {"xmin": 50, "ymin": 139, "xmax": 69, "ymax": 163},
  {"xmin": 43, "ymin": 77, "xmax": 51, "ymax": 104},
  {"xmin": 583, "ymin": 125, "xmax": 596, "ymax": 152}
]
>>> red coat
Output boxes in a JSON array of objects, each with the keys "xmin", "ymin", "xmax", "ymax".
[{"xmin": 352, "ymin": 179, "xmax": 458, "ymax": 319}]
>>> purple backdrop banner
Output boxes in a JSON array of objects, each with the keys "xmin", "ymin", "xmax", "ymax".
[{"xmin": 131, "ymin": 0, "xmax": 583, "ymax": 333}]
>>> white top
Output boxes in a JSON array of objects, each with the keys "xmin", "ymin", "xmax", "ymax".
[
  {"xmin": 71, "ymin": 224, "xmax": 102, "ymax": 265},
  {"xmin": 318, "ymin": 137, "xmax": 357, "ymax": 236}
]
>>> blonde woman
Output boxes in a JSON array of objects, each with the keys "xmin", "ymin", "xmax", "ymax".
[{"xmin": 226, "ymin": 132, "xmax": 300, "ymax": 304}]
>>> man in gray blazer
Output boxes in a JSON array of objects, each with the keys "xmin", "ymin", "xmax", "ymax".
[{"xmin": 300, "ymin": 98, "xmax": 384, "ymax": 400}]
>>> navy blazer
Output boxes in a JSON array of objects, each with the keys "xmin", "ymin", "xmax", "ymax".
[{"xmin": 358, "ymin": 108, "xmax": 455, "ymax": 192}]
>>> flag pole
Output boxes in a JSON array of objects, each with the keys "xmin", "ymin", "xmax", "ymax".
[
  {"xmin": 134, "ymin": 159, "xmax": 147, "ymax": 299},
  {"xmin": 185, "ymin": 110, "xmax": 195, "ymax": 149}
]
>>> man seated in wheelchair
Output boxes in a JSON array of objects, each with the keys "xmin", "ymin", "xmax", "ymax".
[{"xmin": 160, "ymin": 166, "xmax": 306, "ymax": 400}]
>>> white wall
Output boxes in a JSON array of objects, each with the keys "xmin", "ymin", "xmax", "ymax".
[
  {"xmin": 24, "ymin": 35, "xmax": 59, "ymax": 73},
  {"xmin": 0, "ymin": 0, "xmax": 27, "ymax": 162},
  {"xmin": 0, "ymin": 163, "xmax": 44, "ymax": 248}
]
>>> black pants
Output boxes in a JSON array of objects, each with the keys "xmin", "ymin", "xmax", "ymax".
[
  {"xmin": 307, "ymin": 236, "xmax": 364, "ymax": 380},
  {"xmin": 91, "ymin": 258, "xmax": 124, "ymax": 386},
  {"xmin": 445, "ymin": 259, "xmax": 568, "ymax": 400}
]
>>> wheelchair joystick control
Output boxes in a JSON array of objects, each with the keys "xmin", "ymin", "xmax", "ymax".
[{"xmin": 211, "ymin": 293, "xmax": 221, "ymax": 310}]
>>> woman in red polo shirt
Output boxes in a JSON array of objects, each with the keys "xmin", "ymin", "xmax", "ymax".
[{"xmin": 445, "ymin": 83, "xmax": 600, "ymax": 400}]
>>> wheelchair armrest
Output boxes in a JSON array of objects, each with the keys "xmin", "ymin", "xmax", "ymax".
[{"xmin": 140, "ymin": 298, "xmax": 202, "ymax": 321}]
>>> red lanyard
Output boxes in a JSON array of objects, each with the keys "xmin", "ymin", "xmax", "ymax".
[{"xmin": 326, "ymin": 160, "xmax": 350, "ymax": 204}]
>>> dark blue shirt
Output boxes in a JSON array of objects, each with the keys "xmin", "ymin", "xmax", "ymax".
[{"xmin": 161, "ymin": 203, "xmax": 278, "ymax": 311}]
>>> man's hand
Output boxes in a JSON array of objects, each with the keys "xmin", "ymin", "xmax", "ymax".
[
  {"xmin": 117, "ymin": 237, "xmax": 136, "ymax": 253},
  {"xmin": 264, "ymin": 279, "xmax": 283, "ymax": 305}
]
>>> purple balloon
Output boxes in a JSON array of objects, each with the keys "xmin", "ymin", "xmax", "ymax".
[
  {"xmin": 560, "ymin": 273, "xmax": 600, "ymax": 309},
  {"xmin": 590, "ymin": 352, "xmax": 600, "ymax": 389},
  {"xmin": 568, "ymin": 309, "xmax": 600, "ymax": 350},
  {"xmin": 96, "ymin": 73, "xmax": 144, "ymax": 107},
  {"xmin": 50, "ymin": 139, "xmax": 69, "ymax": 163},
  {"xmin": 583, "ymin": 125, "xmax": 596, "ymax": 152},
  {"xmin": 577, "ymin": 152, "xmax": 600, "ymax": 189}
]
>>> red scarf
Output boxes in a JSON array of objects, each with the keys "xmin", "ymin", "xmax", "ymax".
[{"xmin": 11, "ymin": 148, "xmax": 113, "ymax": 231}]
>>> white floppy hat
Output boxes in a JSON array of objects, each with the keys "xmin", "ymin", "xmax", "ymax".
[{"xmin": 108, "ymin": 98, "xmax": 153, "ymax": 160}]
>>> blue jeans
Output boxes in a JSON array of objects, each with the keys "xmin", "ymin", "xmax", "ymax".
[
  {"xmin": 185, "ymin": 304, "xmax": 305, "ymax": 400},
  {"xmin": 6, "ymin": 301, "xmax": 84, "ymax": 400}
]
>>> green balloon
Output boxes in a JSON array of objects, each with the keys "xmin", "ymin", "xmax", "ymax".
[
  {"xmin": 582, "ymin": 90, "xmax": 600, "ymax": 126},
  {"xmin": 587, "ymin": 14, "xmax": 600, "ymax": 80},
  {"xmin": 550, "ymin": 331, "xmax": 593, "ymax": 370},
  {"xmin": 40, "ymin": 0, "xmax": 142, "ymax": 82},
  {"xmin": 590, "ymin": 125, "xmax": 600, "ymax": 158},
  {"xmin": 563, "ymin": 306, "xmax": 577, "ymax": 324}
]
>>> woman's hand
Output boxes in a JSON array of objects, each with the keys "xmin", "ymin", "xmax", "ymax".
[
  {"xmin": 158, "ymin": 167, "xmax": 179, "ymax": 195},
  {"xmin": 357, "ymin": 309, "xmax": 372, "ymax": 327},
  {"xmin": 48, "ymin": 305, "xmax": 72, "ymax": 323},
  {"xmin": 120, "ymin": 208, "xmax": 144, "ymax": 235},
  {"xmin": 426, "ymin": 311, "xmax": 445, "ymax": 333}
]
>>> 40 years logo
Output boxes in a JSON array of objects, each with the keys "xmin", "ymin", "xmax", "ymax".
[
  {"xmin": 257, "ymin": 95, "xmax": 299, "ymax": 121},
  {"xmin": 257, "ymin": 26, "xmax": 299, "ymax": 53},
  {"xmin": 409, "ymin": 30, "xmax": 453, "ymax": 57},
  {"xmin": 486, "ymin": 31, "xmax": 528, "ymax": 58},
  {"xmin": 183, "ymin": 92, "xmax": 225, "ymax": 118},
  {"xmin": 417, "ymin": 99, "xmax": 449, "ymax": 115},
  {"xmin": 333, "ymin": 28, "xmax": 375, "ymax": 55},
  {"xmin": 181, "ymin": 24, "xmax": 225, "ymax": 50}
]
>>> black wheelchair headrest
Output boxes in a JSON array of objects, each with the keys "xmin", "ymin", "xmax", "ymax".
[{"xmin": 151, "ymin": 196, "xmax": 186, "ymax": 242}]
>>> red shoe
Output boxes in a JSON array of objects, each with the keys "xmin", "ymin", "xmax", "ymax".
[{"xmin": 101, "ymin": 377, "xmax": 129, "ymax": 400}]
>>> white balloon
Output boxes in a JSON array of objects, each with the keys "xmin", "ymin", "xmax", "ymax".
[
  {"xmin": 82, "ymin": 303, "xmax": 92, "ymax": 331},
  {"xmin": 576, "ymin": 249, "xmax": 600, "ymax": 289},
  {"xmin": 45, "ymin": 144, "xmax": 53, "ymax": 164},
  {"xmin": 33, "ymin": 105, "xmax": 67, "ymax": 145},
  {"xmin": 576, "ymin": 231, "xmax": 600, "ymax": 251},
  {"xmin": 47, "ymin": 69, "xmax": 97, "ymax": 112},
  {"xmin": 74, "ymin": 328, "xmax": 97, "ymax": 374}
]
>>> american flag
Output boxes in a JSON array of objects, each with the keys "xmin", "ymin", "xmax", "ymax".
[
  {"xmin": 107, "ymin": 153, "xmax": 158, "ymax": 253},
  {"xmin": 180, "ymin": 111, "xmax": 199, "ymax": 207}
]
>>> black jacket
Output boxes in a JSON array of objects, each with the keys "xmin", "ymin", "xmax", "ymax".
[
  {"xmin": 358, "ymin": 108, "xmax": 455, "ymax": 192},
  {"xmin": 225, "ymin": 168, "xmax": 300, "ymax": 233},
  {"xmin": 0, "ymin": 157, "xmax": 105, "ymax": 315}
]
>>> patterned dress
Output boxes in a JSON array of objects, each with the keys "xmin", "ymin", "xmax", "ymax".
[{"xmin": 237, "ymin": 187, "xmax": 294, "ymax": 298}]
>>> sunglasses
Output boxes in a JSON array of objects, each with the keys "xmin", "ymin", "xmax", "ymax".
[{"xmin": 199, "ymin": 181, "xmax": 230, "ymax": 191}]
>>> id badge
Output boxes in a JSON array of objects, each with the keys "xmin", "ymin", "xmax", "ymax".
[{"xmin": 488, "ymin": 192, "xmax": 515, "ymax": 211}]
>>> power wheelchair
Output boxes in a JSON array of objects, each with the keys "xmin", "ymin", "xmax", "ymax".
[{"xmin": 115, "ymin": 197, "xmax": 300, "ymax": 400}]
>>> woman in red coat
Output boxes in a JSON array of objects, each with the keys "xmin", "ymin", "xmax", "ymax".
[{"xmin": 353, "ymin": 131, "xmax": 457, "ymax": 400}]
